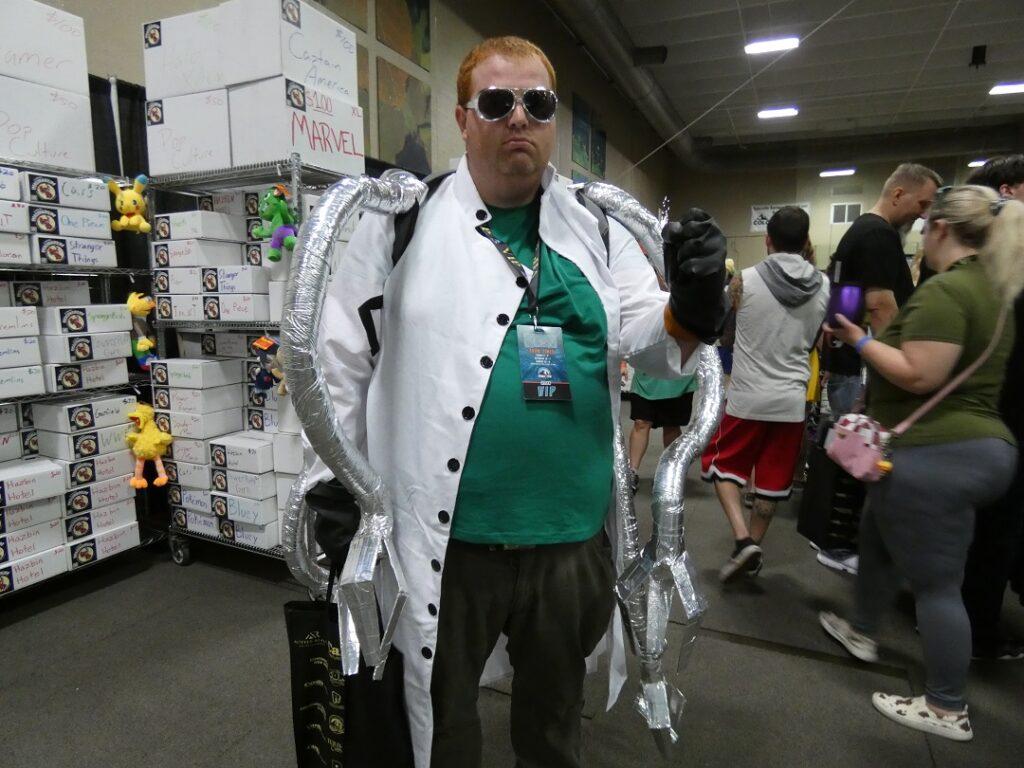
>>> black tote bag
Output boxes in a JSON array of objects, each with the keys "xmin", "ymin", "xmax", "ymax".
[{"xmin": 797, "ymin": 440, "xmax": 865, "ymax": 551}]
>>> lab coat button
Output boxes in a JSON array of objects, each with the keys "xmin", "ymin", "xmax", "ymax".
[
  {"xmin": 431, "ymin": 559, "xmax": 442, "ymax": 572},
  {"xmin": 516, "ymin": 276, "xmax": 528, "ymax": 288},
  {"xmin": 438, "ymin": 510, "xmax": 450, "ymax": 524},
  {"xmin": 476, "ymin": 210, "xmax": 487, "ymax": 221},
  {"xmin": 422, "ymin": 647, "xmax": 433, "ymax": 659},
  {"xmin": 462, "ymin": 407, "xmax": 475, "ymax": 420},
  {"xmin": 428, "ymin": 603, "xmax": 438, "ymax": 616},
  {"xmin": 447, "ymin": 458, "xmax": 460, "ymax": 472},
  {"xmin": 497, "ymin": 314, "xmax": 509, "ymax": 326},
  {"xmin": 480, "ymin": 356, "xmax": 493, "ymax": 369}
]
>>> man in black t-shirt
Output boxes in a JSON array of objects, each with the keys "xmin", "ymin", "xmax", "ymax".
[{"xmin": 822, "ymin": 162, "xmax": 941, "ymax": 414}]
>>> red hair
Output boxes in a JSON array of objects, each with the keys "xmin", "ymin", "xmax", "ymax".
[{"xmin": 457, "ymin": 36, "xmax": 556, "ymax": 106}]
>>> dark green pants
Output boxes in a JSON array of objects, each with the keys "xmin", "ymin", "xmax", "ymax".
[{"xmin": 429, "ymin": 534, "xmax": 616, "ymax": 768}]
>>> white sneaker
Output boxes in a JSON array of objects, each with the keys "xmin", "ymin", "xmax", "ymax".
[
  {"xmin": 871, "ymin": 692, "xmax": 973, "ymax": 742},
  {"xmin": 819, "ymin": 611, "xmax": 879, "ymax": 662},
  {"xmin": 817, "ymin": 549, "xmax": 859, "ymax": 575}
]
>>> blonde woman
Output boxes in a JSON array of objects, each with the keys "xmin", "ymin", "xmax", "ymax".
[{"xmin": 820, "ymin": 186, "xmax": 1022, "ymax": 741}]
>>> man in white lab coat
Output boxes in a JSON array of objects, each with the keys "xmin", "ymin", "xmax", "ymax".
[{"xmin": 310, "ymin": 35, "xmax": 727, "ymax": 768}]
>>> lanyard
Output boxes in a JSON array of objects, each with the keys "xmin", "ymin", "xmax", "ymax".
[{"xmin": 477, "ymin": 224, "xmax": 543, "ymax": 326}]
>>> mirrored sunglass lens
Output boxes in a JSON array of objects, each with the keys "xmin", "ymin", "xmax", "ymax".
[
  {"xmin": 477, "ymin": 89, "xmax": 515, "ymax": 119},
  {"xmin": 523, "ymin": 90, "xmax": 557, "ymax": 120}
]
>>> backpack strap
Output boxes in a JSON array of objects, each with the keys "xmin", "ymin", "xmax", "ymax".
[{"xmin": 390, "ymin": 170, "xmax": 454, "ymax": 267}]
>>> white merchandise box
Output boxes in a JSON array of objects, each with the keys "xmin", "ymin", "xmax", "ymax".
[
  {"xmin": 0, "ymin": 281, "xmax": 9, "ymax": 306},
  {"xmin": 209, "ymin": 431, "xmax": 275, "ymax": 473},
  {"xmin": 152, "ymin": 211, "xmax": 246, "ymax": 243},
  {"xmin": 203, "ymin": 294, "xmax": 269, "ymax": 321},
  {"xmin": 210, "ymin": 467, "xmax": 276, "ymax": 501},
  {"xmin": 175, "ymin": 507, "xmax": 217, "ymax": 536},
  {"xmin": 166, "ymin": 484, "xmax": 211, "ymax": 514},
  {"xmin": 0, "ymin": 201, "xmax": 30, "ymax": 234},
  {"xmin": 150, "ymin": 358, "xmax": 245, "ymax": 389},
  {"xmin": 0, "ymin": 233, "xmax": 31, "ymax": 265},
  {"xmin": 245, "ymin": 383, "xmax": 281, "ymax": 411},
  {"xmin": 1, "ymin": 0, "xmax": 89, "ymax": 94},
  {"xmin": 269, "ymin": 281, "xmax": 285, "ymax": 322},
  {"xmin": 154, "ymin": 294, "xmax": 203, "ymax": 322},
  {"xmin": 206, "ymin": 190, "xmax": 260, "ymax": 218},
  {"xmin": 273, "ymin": 432, "xmax": 303, "ymax": 474},
  {"xmin": 275, "ymin": 472, "xmax": 297, "ymax": 508},
  {"xmin": 66, "ymin": 521, "xmax": 139, "ymax": 570},
  {"xmin": 19, "ymin": 173, "xmax": 108, "ymax": 210},
  {"xmin": 229, "ymin": 76, "xmax": 365, "ymax": 176},
  {"xmin": 33, "ymin": 394, "xmax": 135, "ymax": 434},
  {"xmin": 32, "ymin": 235, "xmax": 117, "ymax": 267},
  {"xmin": 0, "ymin": 518, "xmax": 64, "ymax": 564},
  {"xmin": 163, "ymin": 459, "xmax": 210, "ymax": 489},
  {"xmin": 154, "ymin": 408, "xmax": 243, "ymax": 440},
  {"xmin": 0, "ymin": 431, "xmax": 24, "ymax": 463},
  {"xmin": 0, "ymin": 496, "xmax": 63, "ymax": 535},
  {"xmin": 39, "ymin": 332, "xmax": 132, "ymax": 364},
  {"xmin": 58, "ymin": 449, "xmax": 134, "ymax": 489},
  {"xmin": 0, "ymin": 405, "xmax": 16, "ymax": 433},
  {"xmin": 277, "ymin": 395, "xmax": 302, "ymax": 433},
  {"xmin": 28, "ymin": 204, "xmax": 111, "ymax": 239},
  {"xmin": 0, "ymin": 336, "xmax": 41, "ymax": 369},
  {"xmin": 141, "ymin": 7, "xmax": 226, "ymax": 99},
  {"xmin": 153, "ymin": 266, "xmax": 269, "ymax": 295},
  {"xmin": 0, "ymin": 457, "xmax": 64, "ymax": 507},
  {"xmin": 37, "ymin": 304, "xmax": 131, "ymax": 334},
  {"xmin": 43, "ymin": 358, "xmax": 128, "ymax": 394},
  {"xmin": 211, "ymin": 490, "xmax": 277, "ymax": 526},
  {"xmin": 244, "ymin": 406, "xmax": 279, "ymax": 433},
  {"xmin": 0, "ymin": 544, "xmax": 68, "ymax": 596},
  {"xmin": 176, "ymin": 331, "xmax": 257, "ymax": 359},
  {"xmin": 0, "ymin": 76, "xmax": 95, "ymax": 171},
  {"xmin": 37, "ymin": 423, "xmax": 132, "ymax": 462},
  {"xmin": 146, "ymin": 89, "xmax": 232, "ymax": 176},
  {"xmin": 63, "ymin": 474, "xmax": 135, "ymax": 516},
  {"xmin": 222, "ymin": 0, "xmax": 357, "ymax": 103},
  {"xmin": 152, "ymin": 384, "xmax": 239, "ymax": 414},
  {"xmin": 165, "ymin": 437, "xmax": 210, "ymax": 465},
  {"xmin": 12, "ymin": 279, "xmax": 90, "ymax": 307},
  {"xmin": 224, "ymin": 516, "xmax": 279, "ymax": 550},
  {"xmin": 244, "ymin": 243, "xmax": 291, "ymax": 281},
  {"xmin": 151, "ymin": 239, "xmax": 242, "ymax": 268},
  {"xmin": 0, "ymin": 365, "xmax": 45, "ymax": 397},
  {"xmin": 0, "ymin": 167, "xmax": 19, "ymax": 201},
  {"xmin": 64, "ymin": 497, "xmax": 136, "ymax": 543}
]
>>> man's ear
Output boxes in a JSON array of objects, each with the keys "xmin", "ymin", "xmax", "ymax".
[
  {"xmin": 764, "ymin": 233, "xmax": 772, "ymax": 253},
  {"xmin": 891, "ymin": 186, "xmax": 906, "ymax": 206},
  {"xmin": 455, "ymin": 105, "xmax": 469, "ymax": 141}
]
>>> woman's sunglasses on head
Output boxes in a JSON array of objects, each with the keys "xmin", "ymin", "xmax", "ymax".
[{"xmin": 464, "ymin": 86, "xmax": 558, "ymax": 123}]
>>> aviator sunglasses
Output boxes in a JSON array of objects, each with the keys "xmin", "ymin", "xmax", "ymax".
[{"xmin": 464, "ymin": 86, "xmax": 559, "ymax": 123}]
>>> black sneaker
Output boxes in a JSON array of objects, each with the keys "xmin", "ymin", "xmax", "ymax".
[
  {"xmin": 629, "ymin": 470, "xmax": 639, "ymax": 497},
  {"xmin": 720, "ymin": 540, "xmax": 762, "ymax": 583}
]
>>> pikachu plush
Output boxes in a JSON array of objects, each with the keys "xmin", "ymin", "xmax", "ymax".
[{"xmin": 107, "ymin": 174, "xmax": 151, "ymax": 234}]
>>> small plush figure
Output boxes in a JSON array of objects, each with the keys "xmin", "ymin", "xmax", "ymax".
[
  {"xmin": 126, "ymin": 292, "xmax": 158, "ymax": 370},
  {"xmin": 251, "ymin": 184, "xmax": 298, "ymax": 262},
  {"xmin": 251, "ymin": 336, "xmax": 287, "ymax": 395},
  {"xmin": 125, "ymin": 403, "xmax": 173, "ymax": 489},
  {"xmin": 107, "ymin": 174, "xmax": 151, "ymax": 234}
]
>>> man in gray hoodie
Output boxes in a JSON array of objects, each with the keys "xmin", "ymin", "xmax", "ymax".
[{"xmin": 701, "ymin": 206, "xmax": 829, "ymax": 581}]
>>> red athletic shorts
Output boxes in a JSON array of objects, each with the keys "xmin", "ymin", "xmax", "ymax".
[{"xmin": 700, "ymin": 414, "xmax": 805, "ymax": 499}]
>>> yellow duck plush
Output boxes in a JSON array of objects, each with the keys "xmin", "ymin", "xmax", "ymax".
[
  {"xmin": 125, "ymin": 403, "xmax": 172, "ymax": 488},
  {"xmin": 107, "ymin": 174, "xmax": 151, "ymax": 234}
]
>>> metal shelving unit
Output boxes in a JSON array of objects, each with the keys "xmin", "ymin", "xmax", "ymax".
[
  {"xmin": 0, "ymin": 156, "xmax": 132, "ymax": 186},
  {"xmin": 167, "ymin": 524, "xmax": 284, "ymax": 566},
  {"xmin": 0, "ymin": 374, "xmax": 152, "ymax": 409},
  {"xmin": 0, "ymin": 265, "xmax": 150, "ymax": 277}
]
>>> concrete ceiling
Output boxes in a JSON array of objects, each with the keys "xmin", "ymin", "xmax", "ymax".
[{"xmin": 601, "ymin": 0, "xmax": 1024, "ymax": 159}]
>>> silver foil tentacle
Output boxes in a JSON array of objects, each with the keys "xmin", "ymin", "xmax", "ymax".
[
  {"xmin": 282, "ymin": 172, "xmax": 425, "ymax": 676},
  {"xmin": 580, "ymin": 180, "xmax": 665, "ymax": 280}
]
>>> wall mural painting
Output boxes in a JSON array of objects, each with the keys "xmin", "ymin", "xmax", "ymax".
[
  {"xmin": 590, "ymin": 128, "xmax": 606, "ymax": 178},
  {"xmin": 358, "ymin": 44, "xmax": 370, "ymax": 150},
  {"xmin": 377, "ymin": 0, "xmax": 431, "ymax": 70},
  {"xmin": 571, "ymin": 94, "xmax": 591, "ymax": 170},
  {"xmin": 377, "ymin": 57, "xmax": 431, "ymax": 175}
]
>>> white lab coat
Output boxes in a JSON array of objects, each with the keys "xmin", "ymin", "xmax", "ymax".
[{"xmin": 305, "ymin": 156, "xmax": 691, "ymax": 767}]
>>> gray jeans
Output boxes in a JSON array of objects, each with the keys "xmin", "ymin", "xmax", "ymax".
[
  {"xmin": 854, "ymin": 438, "xmax": 1017, "ymax": 709},
  {"xmin": 827, "ymin": 373, "xmax": 862, "ymax": 415}
]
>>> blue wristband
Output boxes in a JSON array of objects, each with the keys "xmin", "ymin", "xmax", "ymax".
[{"xmin": 855, "ymin": 336, "xmax": 872, "ymax": 354}]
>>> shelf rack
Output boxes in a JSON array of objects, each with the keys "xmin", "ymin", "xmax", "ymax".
[
  {"xmin": 0, "ymin": 156, "xmax": 132, "ymax": 186},
  {"xmin": 167, "ymin": 525, "xmax": 284, "ymax": 565},
  {"xmin": 0, "ymin": 265, "xmax": 150, "ymax": 277},
  {"xmin": 0, "ymin": 374, "xmax": 152, "ymax": 408},
  {"xmin": 154, "ymin": 320, "xmax": 280, "ymax": 333}
]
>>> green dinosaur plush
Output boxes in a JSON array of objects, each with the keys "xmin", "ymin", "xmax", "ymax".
[{"xmin": 251, "ymin": 184, "xmax": 298, "ymax": 262}]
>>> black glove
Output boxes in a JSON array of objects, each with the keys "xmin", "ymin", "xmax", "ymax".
[
  {"xmin": 306, "ymin": 479, "xmax": 362, "ymax": 566},
  {"xmin": 663, "ymin": 208, "xmax": 728, "ymax": 344}
]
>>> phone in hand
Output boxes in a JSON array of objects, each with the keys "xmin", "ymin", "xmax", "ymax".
[{"xmin": 827, "ymin": 283, "xmax": 865, "ymax": 326}]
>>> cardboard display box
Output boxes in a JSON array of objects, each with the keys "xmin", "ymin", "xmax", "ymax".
[
  {"xmin": 0, "ymin": 307, "xmax": 39, "ymax": 337},
  {"xmin": 32, "ymin": 235, "xmax": 117, "ymax": 267},
  {"xmin": 57, "ymin": 449, "xmax": 134, "ymax": 489},
  {"xmin": 245, "ymin": 383, "xmax": 281, "ymax": 411},
  {"xmin": 42, "ymin": 358, "xmax": 128, "ymax": 394},
  {"xmin": 201, "ymin": 189, "xmax": 260, "ymax": 218},
  {"xmin": 0, "ymin": 405, "xmax": 17, "ymax": 433},
  {"xmin": 0, "ymin": 431, "xmax": 25, "ymax": 463},
  {"xmin": 0, "ymin": 336, "xmax": 41, "ymax": 369},
  {"xmin": 66, "ymin": 521, "xmax": 139, "ymax": 570},
  {"xmin": 163, "ymin": 459, "xmax": 210, "ymax": 489},
  {"xmin": 39, "ymin": 331, "xmax": 131, "ymax": 364},
  {"xmin": 210, "ymin": 467, "xmax": 276, "ymax": 500},
  {"xmin": 64, "ymin": 497, "xmax": 136, "ymax": 543},
  {"xmin": 146, "ymin": 89, "xmax": 232, "ymax": 176},
  {"xmin": 165, "ymin": 437, "xmax": 210, "ymax": 465},
  {"xmin": 273, "ymin": 433, "xmax": 303, "ymax": 475},
  {"xmin": 33, "ymin": 395, "xmax": 135, "ymax": 435},
  {"xmin": 152, "ymin": 384, "xmax": 239, "ymax": 414},
  {"xmin": 203, "ymin": 294, "xmax": 270, "ymax": 321},
  {"xmin": 209, "ymin": 431, "xmax": 274, "ymax": 473},
  {"xmin": 63, "ymin": 474, "xmax": 135, "ymax": 516},
  {"xmin": 0, "ymin": 544, "xmax": 68, "ymax": 596},
  {"xmin": 28, "ymin": 204, "xmax": 111, "ymax": 239},
  {"xmin": 0, "ymin": 201, "xmax": 30, "ymax": 234},
  {"xmin": 151, "ymin": 239, "xmax": 242, "ymax": 268},
  {"xmin": 150, "ymin": 358, "xmax": 245, "ymax": 389},
  {"xmin": 141, "ymin": 7, "xmax": 226, "ymax": 99},
  {"xmin": 173, "ymin": 507, "xmax": 218, "ymax": 537},
  {"xmin": 37, "ymin": 423, "xmax": 132, "ymax": 462},
  {"xmin": 0, "ymin": 458, "xmax": 65, "ymax": 508},
  {"xmin": 0, "ymin": 166, "xmax": 19, "ymax": 201},
  {"xmin": 0, "ymin": 495, "xmax": 63, "ymax": 535},
  {"xmin": 0, "ymin": 518, "xmax": 64, "ymax": 565},
  {"xmin": 211, "ymin": 490, "xmax": 277, "ymax": 526},
  {"xmin": 269, "ymin": 281, "xmax": 285, "ymax": 322},
  {"xmin": 20, "ymin": 173, "xmax": 108, "ymax": 210},
  {"xmin": 175, "ymin": 331, "xmax": 257, "ymax": 359},
  {"xmin": 37, "ymin": 304, "xmax": 131, "ymax": 335},
  {"xmin": 154, "ymin": 408, "xmax": 242, "ymax": 440},
  {"xmin": 0, "ymin": 365, "xmax": 45, "ymax": 397},
  {"xmin": 166, "ymin": 484, "xmax": 210, "ymax": 514},
  {"xmin": 0, "ymin": 233, "xmax": 31, "ymax": 265},
  {"xmin": 220, "ymin": 515, "xmax": 279, "ymax": 550},
  {"xmin": 152, "ymin": 211, "xmax": 246, "ymax": 243},
  {"xmin": 275, "ymin": 472, "xmax": 298, "ymax": 508},
  {"xmin": 0, "ymin": 281, "xmax": 9, "ymax": 306},
  {"xmin": 154, "ymin": 294, "xmax": 203, "ymax": 321},
  {"xmin": 243, "ymin": 243, "xmax": 291, "ymax": 281},
  {"xmin": 153, "ymin": 266, "xmax": 269, "ymax": 295},
  {"xmin": 12, "ymin": 279, "xmax": 90, "ymax": 307},
  {"xmin": 2, "ymin": 0, "xmax": 89, "ymax": 94},
  {"xmin": 229, "ymin": 76, "xmax": 364, "ymax": 177},
  {"xmin": 0, "ymin": 75, "xmax": 94, "ymax": 171}
]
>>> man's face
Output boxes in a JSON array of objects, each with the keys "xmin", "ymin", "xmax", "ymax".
[
  {"xmin": 1001, "ymin": 181, "xmax": 1024, "ymax": 202},
  {"xmin": 892, "ymin": 180, "xmax": 938, "ymax": 228},
  {"xmin": 455, "ymin": 54, "xmax": 556, "ymax": 184}
]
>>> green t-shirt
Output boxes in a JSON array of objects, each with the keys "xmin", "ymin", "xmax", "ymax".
[
  {"xmin": 631, "ymin": 369, "xmax": 697, "ymax": 401},
  {"xmin": 451, "ymin": 199, "xmax": 613, "ymax": 545},
  {"xmin": 868, "ymin": 257, "xmax": 1016, "ymax": 448}
]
